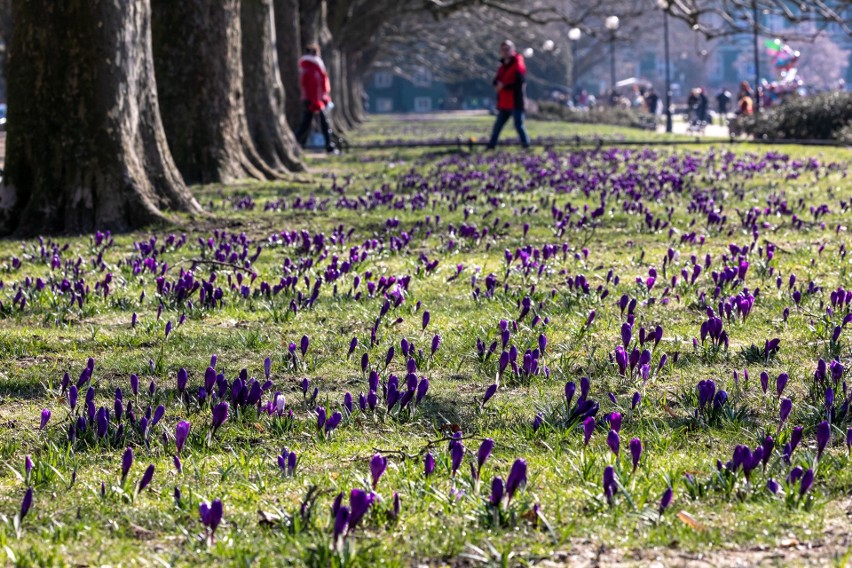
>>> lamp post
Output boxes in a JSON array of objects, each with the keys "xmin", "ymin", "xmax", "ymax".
[
  {"xmin": 656, "ymin": 0, "xmax": 673, "ymax": 133},
  {"xmin": 605, "ymin": 16, "xmax": 619, "ymax": 102},
  {"xmin": 752, "ymin": 0, "xmax": 761, "ymax": 112},
  {"xmin": 568, "ymin": 27, "xmax": 582, "ymax": 90}
]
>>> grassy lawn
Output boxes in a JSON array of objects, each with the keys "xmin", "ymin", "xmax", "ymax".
[{"xmin": 0, "ymin": 115, "xmax": 850, "ymax": 566}]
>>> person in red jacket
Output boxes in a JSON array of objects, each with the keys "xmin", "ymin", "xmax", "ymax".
[
  {"xmin": 487, "ymin": 40, "xmax": 530, "ymax": 150},
  {"xmin": 295, "ymin": 44, "xmax": 337, "ymax": 152}
]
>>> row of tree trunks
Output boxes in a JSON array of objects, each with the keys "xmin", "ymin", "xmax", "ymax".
[
  {"xmin": 273, "ymin": 0, "xmax": 366, "ymax": 134},
  {"xmin": 151, "ymin": 0, "xmax": 281, "ymax": 185},
  {"xmin": 0, "ymin": 0, "xmax": 201, "ymax": 236},
  {"xmin": 273, "ymin": 0, "xmax": 305, "ymax": 129},
  {"xmin": 241, "ymin": 0, "xmax": 304, "ymax": 173}
]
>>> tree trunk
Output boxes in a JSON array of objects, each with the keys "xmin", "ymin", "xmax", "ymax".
[
  {"xmin": 151, "ymin": 0, "xmax": 280, "ymax": 185},
  {"xmin": 299, "ymin": 0, "xmax": 325, "ymax": 47},
  {"xmin": 0, "ymin": 0, "xmax": 10, "ymax": 103},
  {"xmin": 347, "ymin": 50, "xmax": 367, "ymax": 124},
  {"xmin": 0, "ymin": 0, "xmax": 201, "ymax": 236},
  {"xmin": 329, "ymin": 48, "xmax": 356, "ymax": 131},
  {"xmin": 273, "ymin": 0, "xmax": 304, "ymax": 129},
  {"xmin": 241, "ymin": 0, "xmax": 304, "ymax": 172}
]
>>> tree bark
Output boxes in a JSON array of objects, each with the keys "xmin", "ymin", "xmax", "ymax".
[
  {"xmin": 241, "ymin": 0, "xmax": 304, "ymax": 172},
  {"xmin": 0, "ymin": 0, "xmax": 202, "ymax": 236},
  {"xmin": 151, "ymin": 0, "xmax": 280, "ymax": 185},
  {"xmin": 348, "ymin": 50, "xmax": 368, "ymax": 124},
  {"xmin": 273, "ymin": 0, "xmax": 304, "ymax": 129},
  {"xmin": 325, "ymin": 47, "xmax": 352, "ymax": 132},
  {"xmin": 0, "ymin": 0, "xmax": 10, "ymax": 103}
]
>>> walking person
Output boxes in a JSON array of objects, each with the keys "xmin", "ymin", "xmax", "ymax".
[
  {"xmin": 716, "ymin": 87, "xmax": 731, "ymax": 125},
  {"xmin": 294, "ymin": 44, "xmax": 337, "ymax": 153},
  {"xmin": 644, "ymin": 88, "xmax": 659, "ymax": 115},
  {"xmin": 737, "ymin": 81, "xmax": 754, "ymax": 116},
  {"xmin": 486, "ymin": 40, "xmax": 530, "ymax": 150},
  {"xmin": 697, "ymin": 88, "xmax": 709, "ymax": 124}
]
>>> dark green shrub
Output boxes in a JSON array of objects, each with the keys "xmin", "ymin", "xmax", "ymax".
[
  {"xmin": 740, "ymin": 92, "xmax": 852, "ymax": 141},
  {"xmin": 532, "ymin": 101, "xmax": 654, "ymax": 130}
]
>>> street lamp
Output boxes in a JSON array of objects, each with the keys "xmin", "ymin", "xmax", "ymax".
[
  {"xmin": 656, "ymin": 0, "xmax": 673, "ymax": 133},
  {"xmin": 751, "ymin": 1, "xmax": 761, "ymax": 112},
  {"xmin": 568, "ymin": 27, "xmax": 581, "ymax": 89},
  {"xmin": 605, "ymin": 16, "xmax": 619, "ymax": 102}
]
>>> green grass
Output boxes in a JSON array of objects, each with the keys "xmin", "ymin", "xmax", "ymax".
[{"xmin": 0, "ymin": 115, "xmax": 850, "ymax": 566}]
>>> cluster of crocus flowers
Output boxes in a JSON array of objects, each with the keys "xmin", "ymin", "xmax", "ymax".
[
  {"xmin": 331, "ymin": 488, "xmax": 375, "ymax": 546},
  {"xmin": 278, "ymin": 448, "xmax": 298, "ymax": 476},
  {"xmin": 699, "ymin": 311, "xmax": 728, "ymax": 349},
  {"xmin": 199, "ymin": 499, "xmax": 224, "ymax": 544},
  {"xmin": 488, "ymin": 459, "xmax": 528, "ymax": 512}
]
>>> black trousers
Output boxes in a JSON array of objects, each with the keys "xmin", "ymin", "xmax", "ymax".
[{"xmin": 295, "ymin": 103, "xmax": 333, "ymax": 149}]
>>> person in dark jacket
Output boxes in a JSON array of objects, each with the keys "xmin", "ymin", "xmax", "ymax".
[
  {"xmin": 697, "ymin": 88, "xmax": 709, "ymax": 123},
  {"xmin": 294, "ymin": 44, "xmax": 337, "ymax": 153},
  {"xmin": 716, "ymin": 88, "xmax": 731, "ymax": 125},
  {"xmin": 486, "ymin": 40, "xmax": 530, "ymax": 150}
]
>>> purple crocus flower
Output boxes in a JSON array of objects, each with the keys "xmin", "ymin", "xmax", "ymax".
[
  {"xmin": 348, "ymin": 488, "xmax": 373, "ymax": 529},
  {"xmin": 762, "ymin": 435, "xmax": 774, "ymax": 469},
  {"xmin": 629, "ymin": 438, "xmax": 642, "ymax": 471},
  {"xmin": 603, "ymin": 466, "xmax": 617, "ymax": 505},
  {"xmin": 489, "ymin": 476, "xmax": 504, "ymax": 506},
  {"xmin": 621, "ymin": 322, "xmax": 632, "ymax": 347},
  {"xmin": 416, "ymin": 379, "xmax": 429, "ymax": 404},
  {"xmin": 422, "ymin": 311, "xmax": 430, "ymax": 330},
  {"xmin": 477, "ymin": 438, "xmax": 494, "ymax": 476},
  {"xmin": 324, "ymin": 411, "xmax": 342, "ymax": 435},
  {"xmin": 20, "ymin": 487, "xmax": 33, "ymax": 521},
  {"xmin": 24, "ymin": 455, "xmax": 33, "ymax": 480},
  {"xmin": 177, "ymin": 368, "xmax": 188, "ymax": 395},
  {"xmin": 607, "ymin": 430, "xmax": 620, "ymax": 456},
  {"xmin": 130, "ymin": 374, "xmax": 139, "ymax": 396},
  {"xmin": 767, "ymin": 478, "xmax": 780, "ymax": 495},
  {"xmin": 333, "ymin": 505, "xmax": 350, "ymax": 541},
  {"xmin": 760, "ymin": 371, "xmax": 769, "ymax": 394},
  {"xmin": 175, "ymin": 421, "xmax": 190, "ymax": 455},
  {"xmin": 211, "ymin": 402, "xmax": 229, "ymax": 434},
  {"xmin": 315, "ymin": 406, "xmax": 327, "ymax": 430},
  {"xmin": 424, "ymin": 452, "xmax": 435, "ymax": 478},
  {"xmin": 505, "ymin": 459, "xmax": 528, "ymax": 503},
  {"xmin": 300, "ymin": 335, "xmax": 309, "ymax": 356},
  {"xmin": 138, "ymin": 464, "xmax": 155, "ymax": 492},
  {"xmin": 846, "ymin": 428, "xmax": 852, "ymax": 454},
  {"xmin": 431, "ymin": 334, "xmax": 441, "ymax": 355},
  {"xmin": 450, "ymin": 439, "xmax": 464, "ymax": 476},
  {"xmin": 799, "ymin": 468, "xmax": 814, "ymax": 497},
  {"xmin": 199, "ymin": 498, "xmax": 224, "ymax": 543},
  {"xmin": 532, "ymin": 413, "xmax": 544, "ymax": 432},
  {"xmin": 583, "ymin": 417, "xmax": 595, "ymax": 446},
  {"xmin": 779, "ymin": 398, "xmax": 792, "ymax": 428},
  {"xmin": 610, "ymin": 412, "xmax": 622, "ymax": 433},
  {"xmin": 39, "ymin": 409, "xmax": 51, "ymax": 431},
  {"xmin": 659, "ymin": 486, "xmax": 673, "ymax": 514},
  {"xmin": 152, "ymin": 404, "xmax": 165, "ymax": 427},
  {"xmin": 816, "ymin": 420, "xmax": 830, "ymax": 459},
  {"xmin": 121, "ymin": 447, "xmax": 133, "ymax": 482},
  {"xmin": 631, "ymin": 391, "xmax": 641, "ymax": 410},
  {"xmin": 68, "ymin": 385, "xmax": 78, "ymax": 411},
  {"xmin": 564, "ymin": 382, "xmax": 576, "ymax": 408},
  {"xmin": 776, "ymin": 373, "xmax": 789, "ymax": 398},
  {"xmin": 370, "ymin": 454, "xmax": 388, "ymax": 489},
  {"xmin": 264, "ymin": 357, "xmax": 272, "ymax": 380},
  {"xmin": 483, "ymin": 383, "xmax": 498, "ymax": 405}
]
